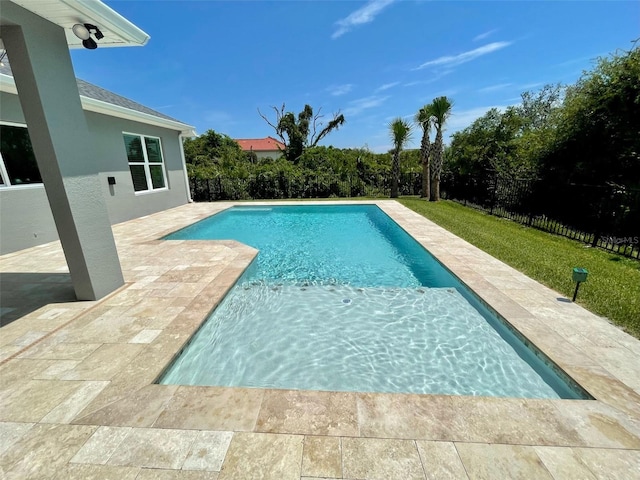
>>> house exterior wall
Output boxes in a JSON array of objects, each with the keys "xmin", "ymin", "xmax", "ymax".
[
  {"xmin": 0, "ymin": 91, "xmax": 190, "ymax": 254},
  {"xmin": 253, "ymin": 150, "xmax": 282, "ymax": 161}
]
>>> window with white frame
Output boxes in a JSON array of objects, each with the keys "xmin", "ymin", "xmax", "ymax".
[
  {"xmin": 0, "ymin": 123, "xmax": 42, "ymax": 187},
  {"xmin": 123, "ymin": 133, "xmax": 167, "ymax": 192}
]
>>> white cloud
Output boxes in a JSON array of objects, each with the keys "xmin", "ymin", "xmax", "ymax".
[
  {"xmin": 473, "ymin": 29, "xmax": 497, "ymax": 42},
  {"xmin": 415, "ymin": 42, "xmax": 512, "ymax": 70},
  {"xmin": 478, "ymin": 83, "xmax": 512, "ymax": 93},
  {"xmin": 332, "ymin": 0, "xmax": 396, "ymax": 39},
  {"xmin": 327, "ymin": 84, "xmax": 354, "ymax": 96},
  {"xmin": 343, "ymin": 95, "xmax": 389, "ymax": 116},
  {"xmin": 518, "ymin": 81, "xmax": 544, "ymax": 90},
  {"xmin": 376, "ymin": 81, "xmax": 400, "ymax": 92}
]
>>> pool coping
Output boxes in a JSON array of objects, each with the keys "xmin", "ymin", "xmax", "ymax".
[{"xmin": 2, "ymin": 199, "xmax": 640, "ymax": 478}]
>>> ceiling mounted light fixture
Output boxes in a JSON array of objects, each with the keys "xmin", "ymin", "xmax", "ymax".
[{"xmin": 72, "ymin": 23, "xmax": 104, "ymax": 50}]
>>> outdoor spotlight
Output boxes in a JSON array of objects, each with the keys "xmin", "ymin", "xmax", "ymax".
[
  {"xmin": 83, "ymin": 38, "xmax": 98, "ymax": 50},
  {"xmin": 72, "ymin": 23, "xmax": 104, "ymax": 49},
  {"xmin": 72, "ymin": 23, "xmax": 90, "ymax": 40}
]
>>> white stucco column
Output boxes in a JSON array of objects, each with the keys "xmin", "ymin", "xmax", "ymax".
[{"xmin": 2, "ymin": 6, "xmax": 125, "ymax": 300}]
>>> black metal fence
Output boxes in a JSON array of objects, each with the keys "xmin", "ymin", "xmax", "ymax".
[
  {"xmin": 189, "ymin": 172, "xmax": 640, "ymax": 260},
  {"xmin": 442, "ymin": 174, "xmax": 640, "ymax": 259},
  {"xmin": 190, "ymin": 172, "xmax": 422, "ymax": 201}
]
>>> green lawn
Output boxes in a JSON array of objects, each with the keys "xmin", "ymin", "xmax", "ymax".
[{"xmin": 398, "ymin": 198, "xmax": 640, "ymax": 338}]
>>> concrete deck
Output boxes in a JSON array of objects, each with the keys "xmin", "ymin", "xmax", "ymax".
[{"xmin": 1, "ymin": 200, "xmax": 639, "ymax": 479}]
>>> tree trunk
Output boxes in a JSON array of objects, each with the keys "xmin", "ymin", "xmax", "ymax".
[
  {"xmin": 430, "ymin": 129, "xmax": 443, "ymax": 201},
  {"xmin": 391, "ymin": 150, "xmax": 400, "ymax": 198},
  {"xmin": 420, "ymin": 132, "xmax": 430, "ymax": 199}
]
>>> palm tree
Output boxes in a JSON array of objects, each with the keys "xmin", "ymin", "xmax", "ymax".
[
  {"xmin": 388, "ymin": 117, "xmax": 412, "ymax": 198},
  {"xmin": 429, "ymin": 96, "xmax": 453, "ymax": 201},
  {"xmin": 415, "ymin": 105, "xmax": 434, "ymax": 199}
]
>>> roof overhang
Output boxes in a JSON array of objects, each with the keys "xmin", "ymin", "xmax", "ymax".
[
  {"xmin": 8, "ymin": 0, "xmax": 150, "ymax": 48},
  {"xmin": 0, "ymin": 74, "xmax": 196, "ymax": 136}
]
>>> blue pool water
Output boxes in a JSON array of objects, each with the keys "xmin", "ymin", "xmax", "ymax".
[{"xmin": 160, "ymin": 205, "xmax": 587, "ymax": 399}]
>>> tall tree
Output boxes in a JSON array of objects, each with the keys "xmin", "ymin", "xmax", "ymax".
[
  {"xmin": 415, "ymin": 105, "xmax": 434, "ymax": 199},
  {"xmin": 389, "ymin": 117, "xmax": 412, "ymax": 198},
  {"xmin": 258, "ymin": 104, "xmax": 345, "ymax": 163},
  {"xmin": 429, "ymin": 96, "xmax": 453, "ymax": 201}
]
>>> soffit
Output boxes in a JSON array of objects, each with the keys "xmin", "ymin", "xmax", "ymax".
[{"xmin": 8, "ymin": 0, "xmax": 149, "ymax": 48}]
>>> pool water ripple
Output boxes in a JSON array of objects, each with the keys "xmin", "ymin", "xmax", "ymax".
[{"xmin": 161, "ymin": 205, "xmax": 586, "ymax": 399}]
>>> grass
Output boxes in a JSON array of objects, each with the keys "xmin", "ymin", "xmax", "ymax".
[{"xmin": 398, "ymin": 198, "xmax": 640, "ymax": 338}]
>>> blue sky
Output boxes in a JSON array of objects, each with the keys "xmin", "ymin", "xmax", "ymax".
[{"xmin": 71, "ymin": 1, "xmax": 639, "ymax": 153}]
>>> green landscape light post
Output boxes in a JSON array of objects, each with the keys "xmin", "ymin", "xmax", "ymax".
[{"xmin": 572, "ymin": 267, "xmax": 588, "ymax": 301}]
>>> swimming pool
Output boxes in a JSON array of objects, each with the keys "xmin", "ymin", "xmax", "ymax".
[{"xmin": 159, "ymin": 204, "xmax": 588, "ymax": 399}]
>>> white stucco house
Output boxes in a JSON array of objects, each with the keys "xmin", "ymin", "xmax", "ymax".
[{"xmin": 0, "ymin": 0, "xmax": 195, "ymax": 300}]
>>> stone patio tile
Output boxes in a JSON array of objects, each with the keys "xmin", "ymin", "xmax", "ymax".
[
  {"xmin": 551, "ymin": 400, "xmax": 640, "ymax": 449},
  {"xmin": 136, "ymin": 470, "xmax": 218, "ymax": 480},
  {"xmin": 128, "ymin": 329, "xmax": 162, "ymax": 344},
  {"xmin": 41, "ymin": 380, "xmax": 109, "ymax": 423},
  {"xmin": 34, "ymin": 359, "xmax": 81, "ymax": 379},
  {"xmin": 357, "ymin": 393, "xmax": 453, "ymax": 440},
  {"xmin": 107, "ymin": 427, "xmax": 198, "ymax": 469},
  {"xmin": 0, "ymin": 423, "xmax": 97, "ymax": 479},
  {"xmin": 301, "ymin": 435, "xmax": 342, "ymax": 478},
  {"xmin": 153, "ymin": 386, "xmax": 264, "ymax": 431},
  {"xmin": 533, "ymin": 446, "xmax": 597, "ymax": 479},
  {"xmin": 70, "ymin": 426, "xmax": 132, "ymax": 465},
  {"xmin": 415, "ymin": 440, "xmax": 469, "ymax": 479},
  {"xmin": 166, "ymin": 282, "xmax": 208, "ymax": 298},
  {"xmin": 64, "ymin": 315, "xmax": 148, "ymax": 344},
  {"xmin": 341, "ymin": 437, "xmax": 425, "ymax": 480},
  {"xmin": 60, "ymin": 343, "xmax": 144, "ymax": 381},
  {"xmin": 0, "ymin": 358, "xmax": 55, "ymax": 394},
  {"xmin": 11, "ymin": 330, "xmax": 48, "ymax": 347},
  {"xmin": 443, "ymin": 397, "xmax": 584, "ymax": 446},
  {"xmin": 71, "ymin": 332, "xmax": 188, "ymax": 418},
  {"xmin": 182, "ymin": 430, "xmax": 233, "ymax": 471},
  {"xmin": 572, "ymin": 447, "xmax": 640, "ymax": 479},
  {"xmin": 564, "ymin": 365, "xmax": 640, "ymax": 418},
  {"xmin": 74, "ymin": 384, "xmax": 178, "ymax": 427},
  {"xmin": 256, "ymin": 389, "xmax": 358, "ymax": 436},
  {"xmin": 588, "ymin": 346, "xmax": 640, "ymax": 392},
  {"xmin": 52, "ymin": 464, "xmax": 140, "ymax": 480},
  {"xmin": 0, "ymin": 379, "xmax": 84, "ymax": 422},
  {"xmin": 218, "ymin": 432, "xmax": 303, "ymax": 480},
  {"xmin": 0, "ymin": 344, "xmax": 22, "ymax": 362},
  {"xmin": 0, "ymin": 422, "xmax": 35, "ymax": 456},
  {"xmin": 455, "ymin": 443, "xmax": 553, "ymax": 480}
]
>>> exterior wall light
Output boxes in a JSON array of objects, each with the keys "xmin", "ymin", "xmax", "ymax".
[
  {"xmin": 572, "ymin": 267, "xmax": 588, "ymax": 301},
  {"xmin": 72, "ymin": 23, "xmax": 104, "ymax": 50}
]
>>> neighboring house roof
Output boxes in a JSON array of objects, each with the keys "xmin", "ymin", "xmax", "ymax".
[
  {"xmin": 235, "ymin": 136, "xmax": 285, "ymax": 152},
  {"xmin": 0, "ymin": 59, "xmax": 195, "ymax": 136}
]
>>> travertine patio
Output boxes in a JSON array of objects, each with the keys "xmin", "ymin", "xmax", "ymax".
[{"xmin": 1, "ymin": 200, "xmax": 639, "ymax": 479}]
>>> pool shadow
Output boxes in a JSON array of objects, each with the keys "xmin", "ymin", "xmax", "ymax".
[{"xmin": 0, "ymin": 272, "xmax": 76, "ymax": 327}]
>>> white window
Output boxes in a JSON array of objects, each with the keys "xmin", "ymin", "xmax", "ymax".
[
  {"xmin": 0, "ymin": 123, "xmax": 43, "ymax": 188},
  {"xmin": 123, "ymin": 133, "xmax": 167, "ymax": 193}
]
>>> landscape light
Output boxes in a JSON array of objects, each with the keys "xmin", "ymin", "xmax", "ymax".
[{"xmin": 572, "ymin": 267, "xmax": 588, "ymax": 301}]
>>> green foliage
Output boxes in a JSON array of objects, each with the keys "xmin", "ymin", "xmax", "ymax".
[
  {"xmin": 399, "ymin": 198, "xmax": 640, "ymax": 338},
  {"xmin": 389, "ymin": 117, "xmax": 413, "ymax": 198},
  {"xmin": 430, "ymin": 96, "xmax": 454, "ymax": 201},
  {"xmin": 415, "ymin": 104, "xmax": 434, "ymax": 198},
  {"xmin": 259, "ymin": 104, "xmax": 345, "ymax": 163},
  {"xmin": 540, "ymin": 46, "xmax": 640, "ymax": 187},
  {"xmin": 447, "ymin": 46, "xmax": 640, "ymax": 193},
  {"xmin": 182, "ymin": 129, "xmax": 246, "ymax": 179}
]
